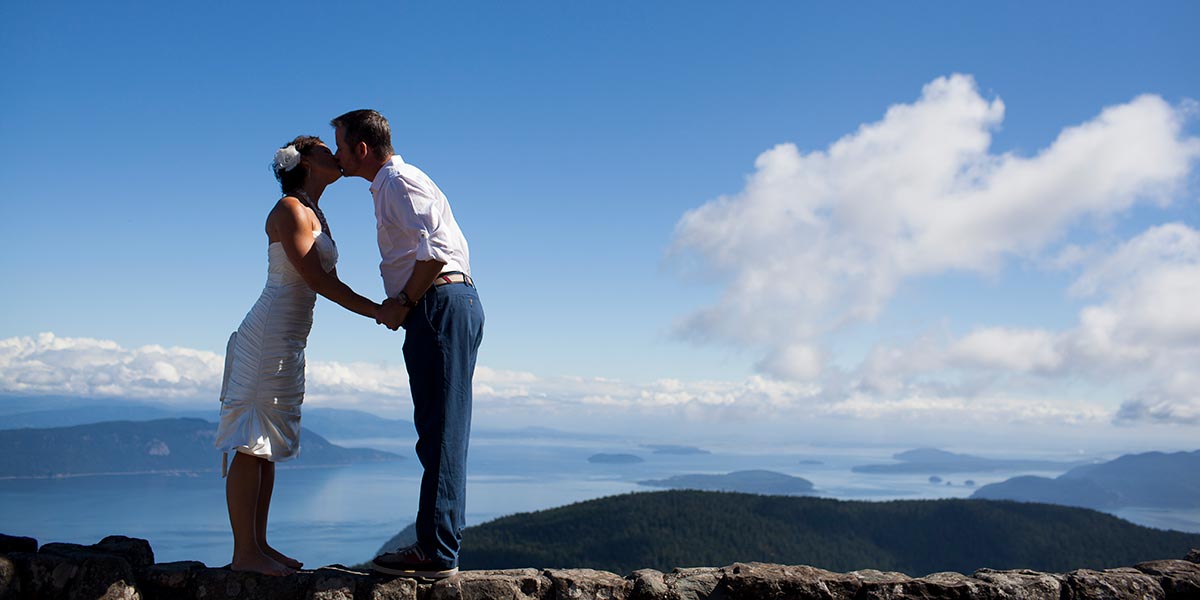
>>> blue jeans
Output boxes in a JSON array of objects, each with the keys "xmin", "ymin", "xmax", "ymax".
[{"xmin": 403, "ymin": 281, "xmax": 484, "ymax": 567}]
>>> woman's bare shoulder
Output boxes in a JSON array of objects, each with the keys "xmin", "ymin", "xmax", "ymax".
[{"xmin": 266, "ymin": 196, "xmax": 311, "ymax": 236}]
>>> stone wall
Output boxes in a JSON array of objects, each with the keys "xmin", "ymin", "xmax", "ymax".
[{"xmin": 3, "ymin": 533, "xmax": 1200, "ymax": 600}]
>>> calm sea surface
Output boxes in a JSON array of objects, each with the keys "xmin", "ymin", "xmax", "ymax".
[{"xmin": 3, "ymin": 436, "xmax": 1195, "ymax": 568}]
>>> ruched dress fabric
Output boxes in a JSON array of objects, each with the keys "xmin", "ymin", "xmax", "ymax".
[{"xmin": 214, "ymin": 232, "xmax": 337, "ymax": 467}]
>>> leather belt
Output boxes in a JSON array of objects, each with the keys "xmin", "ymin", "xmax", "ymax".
[{"xmin": 434, "ymin": 272, "xmax": 473, "ymax": 287}]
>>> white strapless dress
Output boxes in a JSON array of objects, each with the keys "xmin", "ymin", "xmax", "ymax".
[{"xmin": 214, "ymin": 232, "xmax": 337, "ymax": 469}]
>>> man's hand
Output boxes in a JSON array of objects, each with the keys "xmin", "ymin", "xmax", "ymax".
[{"xmin": 376, "ymin": 298, "xmax": 410, "ymax": 331}]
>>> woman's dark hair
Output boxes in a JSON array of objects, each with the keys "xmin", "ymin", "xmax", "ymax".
[
  {"xmin": 330, "ymin": 109, "xmax": 393, "ymax": 160},
  {"xmin": 273, "ymin": 135, "xmax": 324, "ymax": 195}
]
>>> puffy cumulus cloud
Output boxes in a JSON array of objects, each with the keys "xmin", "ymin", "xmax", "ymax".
[
  {"xmin": 948, "ymin": 328, "xmax": 1064, "ymax": 373},
  {"xmin": 671, "ymin": 74, "xmax": 1200, "ymax": 380},
  {"xmin": 841, "ymin": 224, "xmax": 1200, "ymax": 426},
  {"xmin": 0, "ymin": 333, "xmax": 225, "ymax": 401},
  {"xmin": 0, "ymin": 333, "xmax": 416, "ymax": 409},
  {"xmin": 1055, "ymin": 224, "xmax": 1200, "ymax": 381},
  {"xmin": 1086, "ymin": 226, "xmax": 1200, "ymax": 424},
  {"xmin": 1070, "ymin": 224, "xmax": 1200, "ymax": 350}
]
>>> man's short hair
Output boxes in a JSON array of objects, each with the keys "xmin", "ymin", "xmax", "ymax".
[{"xmin": 330, "ymin": 109, "xmax": 393, "ymax": 160}]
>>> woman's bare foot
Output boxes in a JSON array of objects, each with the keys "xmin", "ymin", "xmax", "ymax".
[
  {"xmin": 262, "ymin": 544, "xmax": 303, "ymax": 570},
  {"xmin": 230, "ymin": 551, "xmax": 294, "ymax": 576}
]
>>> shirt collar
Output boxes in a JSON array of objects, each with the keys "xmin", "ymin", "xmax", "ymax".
[{"xmin": 369, "ymin": 154, "xmax": 405, "ymax": 195}]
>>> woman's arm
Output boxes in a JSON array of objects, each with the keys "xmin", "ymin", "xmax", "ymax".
[{"xmin": 268, "ymin": 198, "xmax": 381, "ymax": 319}]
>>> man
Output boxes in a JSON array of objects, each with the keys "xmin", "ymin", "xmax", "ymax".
[{"xmin": 331, "ymin": 109, "xmax": 484, "ymax": 579}]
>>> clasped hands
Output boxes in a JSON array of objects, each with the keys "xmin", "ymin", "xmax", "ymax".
[{"xmin": 375, "ymin": 297, "xmax": 409, "ymax": 331}]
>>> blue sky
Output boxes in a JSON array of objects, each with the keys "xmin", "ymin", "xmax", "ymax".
[{"xmin": 2, "ymin": 2, "xmax": 1199, "ymax": 451}]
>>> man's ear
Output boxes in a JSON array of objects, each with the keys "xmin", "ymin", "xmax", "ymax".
[{"xmin": 356, "ymin": 141, "xmax": 370, "ymax": 159}]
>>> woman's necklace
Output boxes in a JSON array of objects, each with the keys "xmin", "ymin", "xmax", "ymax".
[{"xmin": 293, "ymin": 189, "xmax": 332, "ymax": 241}]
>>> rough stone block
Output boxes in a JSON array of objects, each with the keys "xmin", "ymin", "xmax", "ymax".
[
  {"xmin": 0, "ymin": 534, "xmax": 37, "ymax": 555},
  {"xmin": 37, "ymin": 542, "xmax": 95, "ymax": 561},
  {"xmin": 95, "ymin": 536, "xmax": 155, "ymax": 568},
  {"xmin": 850, "ymin": 570, "xmax": 912, "ymax": 585},
  {"xmin": 971, "ymin": 568, "xmax": 1063, "ymax": 599},
  {"xmin": 135, "ymin": 560, "xmax": 206, "ymax": 598},
  {"xmin": 428, "ymin": 568, "xmax": 545, "ymax": 600},
  {"xmin": 366, "ymin": 574, "xmax": 420, "ymax": 600},
  {"xmin": 8, "ymin": 547, "xmax": 141, "ymax": 600},
  {"xmin": 0, "ymin": 555, "xmax": 21, "ymax": 599},
  {"xmin": 857, "ymin": 570, "xmax": 1007, "ymax": 600},
  {"xmin": 1134, "ymin": 560, "xmax": 1200, "ymax": 600},
  {"xmin": 629, "ymin": 569, "xmax": 667, "ymax": 600},
  {"xmin": 722, "ymin": 562, "xmax": 862, "ymax": 600},
  {"xmin": 307, "ymin": 566, "xmax": 361, "ymax": 600},
  {"xmin": 189, "ymin": 566, "xmax": 310, "ymax": 600},
  {"xmin": 1062, "ymin": 568, "xmax": 1164, "ymax": 600},
  {"xmin": 545, "ymin": 568, "xmax": 630, "ymax": 600},
  {"xmin": 664, "ymin": 567, "xmax": 722, "ymax": 600}
]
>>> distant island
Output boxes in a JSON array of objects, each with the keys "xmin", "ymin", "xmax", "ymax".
[
  {"xmin": 588, "ymin": 453, "xmax": 644, "ymax": 464},
  {"xmin": 0, "ymin": 402, "xmax": 206, "ymax": 429},
  {"xmin": 640, "ymin": 444, "xmax": 711, "ymax": 455},
  {"xmin": 852, "ymin": 448, "xmax": 1084, "ymax": 475},
  {"xmin": 0, "ymin": 403, "xmax": 417, "ymax": 442},
  {"xmin": 454, "ymin": 490, "xmax": 1200, "ymax": 575},
  {"xmin": 971, "ymin": 449, "xmax": 1200, "ymax": 509},
  {"xmin": 638, "ymin": 470, "xmax": 814, "ymax": 495},
  {"xmin": 0, "ymin": 418, "xmax": 400, "ymax": 478}
]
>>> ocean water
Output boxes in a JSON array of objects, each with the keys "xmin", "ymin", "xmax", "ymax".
[{"xmin": 2, "ymin": 435, "xmax": 1195, "ymax": 568}]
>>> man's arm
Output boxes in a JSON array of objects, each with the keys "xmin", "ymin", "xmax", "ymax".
[{"xmin": 377, "ymin": 259, "xmax": 446, "ymax": 330}]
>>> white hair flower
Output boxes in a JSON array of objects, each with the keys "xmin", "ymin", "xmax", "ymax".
[{"xmin": 274, "ymin": 145, "xmax": 302, "ymax": 172}]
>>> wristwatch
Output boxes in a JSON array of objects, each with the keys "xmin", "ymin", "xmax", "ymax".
[{"xmin": 397, "ymin": 290, "xmax": 418, "ymax": 308}]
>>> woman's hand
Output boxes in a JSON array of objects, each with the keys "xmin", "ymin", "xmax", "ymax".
[{"xmin": 375, "ymin": 298, "xmax": 409, "ymax": 331}]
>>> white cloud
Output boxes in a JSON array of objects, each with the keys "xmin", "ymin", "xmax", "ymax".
[
  {"xmin": 0, "ymin": 333, "xmax": 224, "ymax": 402},
  {"xmin": 0, "ymin": 332, "xmax": 822, "ymax": 418},
  {"xmin": 949, "ymin": 328, "xmax": 1063, "ymax": 373},
  {"xmin": 824, "ymin": 391, "xmax": 1108, "ymax": 425},
  {"xmin": 671, "ymin": 74, "xmax": 1200, "ymax": 381},
  {"xmin": 0, "ymin": 332, "xmax": 1130, "ymax": 429},
  {"xmin": 835, "ymin": 224, "xmax": 1200, "ymax": 425},
  {"xmin": 1117, "ymin": 374, "xmax": 1200, "ymax": 425}
]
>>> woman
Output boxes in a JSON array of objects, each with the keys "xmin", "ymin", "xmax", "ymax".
[{"xmin": 214, "ymin": 136, "xmax": 381, "ymax": 575}]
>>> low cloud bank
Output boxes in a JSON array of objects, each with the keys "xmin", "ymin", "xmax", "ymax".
[{"xmin": 0, "ymin": 332, "xmax": 1114, "ymax": 429}]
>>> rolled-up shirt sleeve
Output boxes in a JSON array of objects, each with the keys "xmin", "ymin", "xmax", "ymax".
[
  {"xmin": 392, "ymin": 179, "xmax": 454, "ymax": 265},
  {"xmin": 416, "ymin": 229, "xmax": 452, "ymax": 264}
]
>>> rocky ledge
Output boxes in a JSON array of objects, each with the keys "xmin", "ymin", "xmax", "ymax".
[{"xmin": 4, "ymin": 533, "xmax": 1200, "ymax": 600}]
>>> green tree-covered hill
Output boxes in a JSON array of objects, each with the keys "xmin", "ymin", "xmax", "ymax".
[{"xmin": 459, "ymin": 490, "xmax": 1200, "ymax": 575}]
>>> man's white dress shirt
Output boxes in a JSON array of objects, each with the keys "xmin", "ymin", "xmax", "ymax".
[{"xmin": 370, "ymin": 155, "xmax": 471, "ymax": 299}]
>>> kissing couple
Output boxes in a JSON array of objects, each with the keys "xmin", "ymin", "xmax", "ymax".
[{"xmin": 212, "ymin": 109, "xmax": 484, "ymax": 579}]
